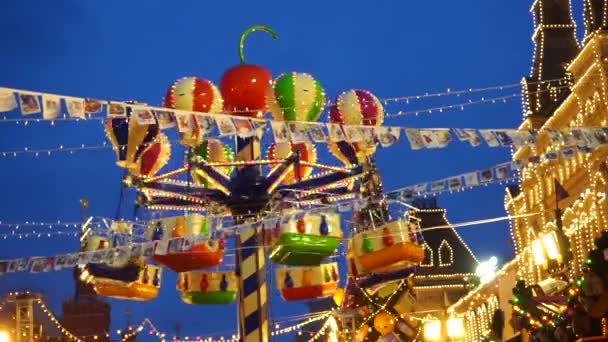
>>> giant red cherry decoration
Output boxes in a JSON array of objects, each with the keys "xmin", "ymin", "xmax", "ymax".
[{"xmin": 220, "ymin": 25, "xmax": 277, "ymax": 119}]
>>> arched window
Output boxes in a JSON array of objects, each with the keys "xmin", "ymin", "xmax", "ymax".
[
  {"xmin": 439, "ymin": 239, "xmax": 454, "ymax": 266},
  {"xmin": 421, "ymin": 243, "xmax": 433, "ymax": 267}
]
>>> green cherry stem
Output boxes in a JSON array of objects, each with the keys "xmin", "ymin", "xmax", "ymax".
[{"xmin": 238, "ymin": 25, "xmax": 277, "ymax": 64}]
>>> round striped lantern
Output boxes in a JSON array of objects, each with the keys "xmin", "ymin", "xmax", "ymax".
[
  {"xmin": 328, "ymin": 89, "xmax": 384, "ymax": 163},
  {"xmin": 163, "ymin": 77, "xmax": 223, "ymax": 146},
  {"xmin": 267, "ymin": 142, "xmax": 317, "ymax": 184},
  {"xmin": 133, "ymin": 133, "xmax": 171, "ymax": 177},
  {"xmin": 329, "ymin": 89, "xmax": 384, "ymax": 126},
  {"xmin": 191, "ymin": 139, "xmax": 235, "ymax": 187},
  {"xmin": 105, "ymin": 109, "xmax": 159, "ymax": 170},
  {"xmin": 267, "ymin": 72, "xmax": 325, "ymax": 122}
]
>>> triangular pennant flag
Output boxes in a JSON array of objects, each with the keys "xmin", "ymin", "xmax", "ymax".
[{"xmin": 554, "ymin": 178, "xmax": 569, "ymax": 201}]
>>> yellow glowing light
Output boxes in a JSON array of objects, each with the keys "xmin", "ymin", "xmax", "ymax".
[
  {"xmin": 447, "ymin": 317, "xmax": 465, "ymax": 338},
  {"xmin": 0, "ymin": 331, "xmax": 9, "ymax": 342},
  {"xmin": 541, "ymin": 231, "xmax": 560, "ymax": 260},
  {"xmin": 423, "ymin": 320, "xmax": 441, "ymax": 341},
  {"xmin": 531, "ymin": 239, "xmax": 546, "ymax": 265}
]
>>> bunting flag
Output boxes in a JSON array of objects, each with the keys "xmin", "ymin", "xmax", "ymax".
[
  {"xmin": 42, "ymin": 95, "xmax": 61, "ymax": 120},
  {"xmin": 4, "ymin": 87, "xmax": 608, "ymax": 155},
  {"xmin": 66, "ymin": 97, "xmax": 85, "ymax": 118},
  {"xmin": 18, "ymin": 93, "xmax": 41, "ymax": 115},
  {"xmin": 0, "ymin": 90, "xmax": 17, "ymax": 112}
]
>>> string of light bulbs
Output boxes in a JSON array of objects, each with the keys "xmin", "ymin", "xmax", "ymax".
[
  {"xmin": 0, "ymin": 210, "xmax": 540, "ymax": 272},
  {"xmin": 0, "ymin": 76, "xmax": 580, "ymax": 134},
  {"xmin": 34, "ymin": 297, "xmax": 85, "ymax": 342},
  {"xmin": 0, "ymin": 76, "xmax": 569, "ymax": 121}
]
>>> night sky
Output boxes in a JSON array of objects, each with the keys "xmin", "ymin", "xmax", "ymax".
[{"xmin": 0, "ymin": 1, "xmax": 589, "ymax": 340}]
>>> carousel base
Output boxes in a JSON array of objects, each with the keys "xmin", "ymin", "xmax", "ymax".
[
  {"xmin": 180, "ymin": 291, "xmax": 237, "ymax": 305},
  {"xmin": 153, "ymin": 250, "xmax": 223, "ymax": 272},
  {"xmin": 280, "ymin": 283, "xmax": 338, "ymax": 301},
  {"xmin": 94, "ymin": 282, "xmax": 158, "ymax": 301},
  {"xmin": 359, "ymin": 242, "xmax": 424, "ymax": 272},
  {"xmin": 269, "ymin": 233, "xmax": 339, "ymax": 266}
]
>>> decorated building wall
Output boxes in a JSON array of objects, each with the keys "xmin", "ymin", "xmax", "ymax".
[
  {"xmin": 447, "ymin": 1, "xmax": 608, "ymax": 341},
  {"xmin": 447, "ymin": 258, "xmax": 520, "ymax": 341},
  {"xmin": 506, "ymin": 31, "xmax": 608, "ymax": 290},
  {"xmin": 409, "ymin": 198, "xmax": 480, "ymax": 340}
]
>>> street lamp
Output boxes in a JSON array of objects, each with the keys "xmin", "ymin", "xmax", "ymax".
[
  {"xmin": 0, "ymin": 330, "xmax": 9, "ymax": 342},
  {"xmin": 423, "ymin": 320, "xmax": 441, "ymax": 341},
  {"xmin": 446, "ymin": 317, "xmax": 465, "ymax": 339},
  {"xmin": 475, "ymin": 256, "xmax": 498, "ymax": 283},
  {"xmin": 532, "ymin": 231, "xmax": 563, "ymax": 268}
]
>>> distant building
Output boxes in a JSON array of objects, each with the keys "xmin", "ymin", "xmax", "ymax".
[
  {"xmin": 60, "ymin": 269, "xmax": 111, "ymax": 342},
  {"xmin": 408, "ymin": 197, "xmax": 480, "ymax": 340}
]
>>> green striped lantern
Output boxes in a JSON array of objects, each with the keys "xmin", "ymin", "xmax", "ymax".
[
  {"xmin": 191, "ymin": 138, "xmax": 235, "ymax": 187},
  {"xmin": 267, "ymin": 72, "xmax": 325, "ymax": 122}
]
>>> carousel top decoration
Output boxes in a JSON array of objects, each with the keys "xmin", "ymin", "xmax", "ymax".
[{"xmin": 123, "ymin": 25, "xmax": 365, "ymax": 216}]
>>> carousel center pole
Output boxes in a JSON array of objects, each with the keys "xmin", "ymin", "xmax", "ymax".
[{"xmin": 234, "ymin": 135, "xmax": 269, "ymax": 342}]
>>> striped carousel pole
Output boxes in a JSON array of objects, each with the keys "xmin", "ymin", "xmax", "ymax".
[
  {"xmin": 219, "ymin": 25, "xmax": 277, "ymax": 342},
  {"xmin": 234, "ymin": 133, "xmax": 269, "ymax": 342},
  {"xmin": 236, "ymin": 221, "xmax": 269, "ymax": 342}
]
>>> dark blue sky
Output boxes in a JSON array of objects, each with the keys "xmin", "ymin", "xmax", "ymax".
[{"xmin": 0, "ymin": 0, "xmax": 589, "ymax": 340}]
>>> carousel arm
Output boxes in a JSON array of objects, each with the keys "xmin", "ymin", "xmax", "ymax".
[
  {"xmin": 188, "ymin": 159, "xmax": 233, "ymax": 191},
  {"xmin": 276, "ymin": 165, "xmax": 363, "ymax": 192}
]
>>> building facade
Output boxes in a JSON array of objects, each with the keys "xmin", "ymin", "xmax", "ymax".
[
  {"xmin": 409, "ymin": 198, "xmax": 480, "ymax": 340},
  {"xmin": 60, "ymin": 269, "xmax": 111, "ymax": 342},
  {"xmin": 447, "ymin": 1, "xmax": 608, "ymax": 341},
  {"xmin": 508, "ymin": 0, "xmax": 608, "ymax": 289}
]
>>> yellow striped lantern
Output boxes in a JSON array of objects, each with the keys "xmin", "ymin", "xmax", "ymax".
[
  {"xmin": 348, "ymin": 220, "xmax": 423, "ymax": 277},
  {"xmin": 105, "ymin": 108, "xmax": 160, "ymax": 170},
  {"xmin": 132, "ymin": 133, "xmax": 171, "ymax": 177},
  {"xmin": 148, "ymin": 214, "xmax": 224, "ymax": 272},
  {"xmin": 269, "ymin": 213, "xmax": 342, "ymax": 266},
  {"xmin": 266, "ymin": 141, "xmax": 317, "ymax": 184},
  {"xmin": 177, "ymin": 271, "xmax": 237, "ymax": 305},
  {"xmin": 328, "ymin": 89, "xmax": 384, "ymax": 164},
  {"xmin": 191, "ymin": 138, "xmax": 235, "ymax": 187},
  {"xmin": 163, "ymin": 77, "xmax": 223, "ymax": 146},
  {"xmin": 275, "ymin": 262, "xmax": 339, "ymax": 301}
]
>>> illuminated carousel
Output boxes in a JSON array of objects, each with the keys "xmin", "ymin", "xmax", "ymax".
[{"xmin": 92, "ymin": 25, "xmax": 426, "ymax": 342}]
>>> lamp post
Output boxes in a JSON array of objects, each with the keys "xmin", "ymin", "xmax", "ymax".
[{"xmin": 0, "ymin": 330, "xmax": 9, "ymax": 342}]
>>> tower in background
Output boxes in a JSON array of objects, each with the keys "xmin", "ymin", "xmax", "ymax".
[{"xmin": 522, "ymin": 0, "xmax": 579, "ymax": 126}]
